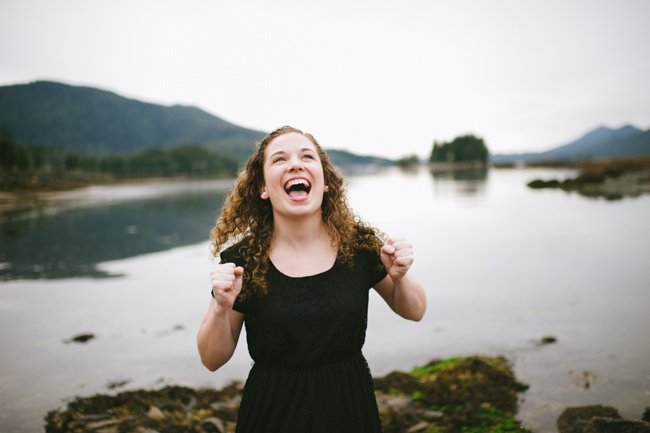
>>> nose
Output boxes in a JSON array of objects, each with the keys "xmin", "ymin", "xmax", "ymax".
[{"xmin": 287, "ymin": 157, "xmax": 304, "ymax": 172}]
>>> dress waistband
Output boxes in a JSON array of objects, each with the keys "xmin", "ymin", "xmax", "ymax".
[{"xmin": 251, "ymin": 352, "xmax": 367, "ymax": 375}]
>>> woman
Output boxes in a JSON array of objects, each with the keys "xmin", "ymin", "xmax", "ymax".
[{"xmin": 197, "ymin": 126, "xmax": 426, "ymax": 432}]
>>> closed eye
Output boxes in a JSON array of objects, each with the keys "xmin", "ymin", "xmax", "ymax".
[{"xmin": 273, "ymin": 156, "xmax": 286, "ymax": 163}]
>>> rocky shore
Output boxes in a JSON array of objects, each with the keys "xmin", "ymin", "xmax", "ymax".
[
  {"xmin": 45, "ymin": 356, "xmax": 532, "ymax": 433},
  {"xmin": 43, "ymin": 354, "xmax": 650, "ymax": 433},
  {"xmin": 526, "ymin": 157, "xmax": 650, "ymax": 200}
]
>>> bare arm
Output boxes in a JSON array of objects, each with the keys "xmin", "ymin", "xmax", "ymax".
[
  {"xmin": 197, "ymin": 263, "xmax": 245, "ymax": 371},
  {"xmin": 373, "ymin": 237, "xmax": 426, "ymax": 321},
  {"xmin": 197, "ymin": 297, "xmax": 244, "ymax": 371}
]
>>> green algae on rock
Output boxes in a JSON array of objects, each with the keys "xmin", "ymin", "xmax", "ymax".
[{"xmin": 373, "ymin": 356, "xmax": 531, "ymax": 433}]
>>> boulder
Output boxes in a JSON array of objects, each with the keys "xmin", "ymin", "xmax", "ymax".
[
  {"xmin": 147, "ymin": 406, "xmax": 165, "ymax": 420},
  {"xmin": 134, "ymin": 428, "xmax": 160, "ymax": 433},
  {"xmin": 94, "ymin": 428, "xmax": 118, "ymax": 433},
  {"xmin": 63, "ymin": 333, "xmax": 96, "ymax": 344},
  {"xmin": 540, "ymin": 336, "xmax": 557, "ymax": 345},
  {"xmin": 85, "ymin": 419, "xmax": 119, "ymax": 430},
  {"xmin": 420, "ymin": 410, "xmax": 444, "ymax": 421},
  {"xmin": 157, "ymin": 400, "xmax": 185, "ymax": 412},
  {"xmin": 375, "ymin": 394, "xmax": 416, "ymax": 414},
  {"xmin": 201, "ymin": 417, "xmax": 225, "ymax": 433},
  {"xmin": 584, "ymin": 417, "xmax": 650, "ymax": 433},
  {"xmin": 210, "ymin": 395, "xmax": 242, "ymax": 412},
  {"xmin": 406, "ymin": 421, "xmax": 430, "ymax": 432},
  {"xmin": 557, "ymin": 405, "xmax": 622, "ymax": 433},
  {"xmin": 77, "ymin": 414, "xmax": 110, "ymax": 422},
  {"xmin": 184, "ymin": 396, "xmax": 197, "ymax": 412}
]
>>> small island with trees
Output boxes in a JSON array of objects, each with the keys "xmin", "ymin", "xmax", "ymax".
[
  {"xmin": 397, "ymin": 134, "xmax": 490, "ymax": 170},
  {"xmin": 429, "ymin": 135, "xmax": 489, "ymax": 166}
]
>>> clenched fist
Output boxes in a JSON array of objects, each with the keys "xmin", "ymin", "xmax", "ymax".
[
  {"xmin": 380, "ymin": 237, "xmax": 414, "ymax": 280},
  {"xmin": 210, "ymin": 262, "xmax": 244, "ymax": 310}
]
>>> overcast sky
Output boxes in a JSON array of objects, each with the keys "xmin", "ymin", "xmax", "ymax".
[{"xmin": 1, "ymin": 0, "xmax": 649, "ymax": 159}]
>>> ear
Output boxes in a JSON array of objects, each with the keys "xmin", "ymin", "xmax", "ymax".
[{"xmin": 260, "ymin": 183, "xmax": 268, "ymax": 199}]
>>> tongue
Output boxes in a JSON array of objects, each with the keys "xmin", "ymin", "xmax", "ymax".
[{"xmin": 288, "ymin": 190, "xmax": 308, "ymax": 198}]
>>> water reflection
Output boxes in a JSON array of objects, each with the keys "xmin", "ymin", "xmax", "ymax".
[
  {"xmin": 0, "ymin": 190, "xmax": 226, "ymax": 280},
  {"xmin": 429, "ymin": 167, "xmax": 488, "ymax": 196}
]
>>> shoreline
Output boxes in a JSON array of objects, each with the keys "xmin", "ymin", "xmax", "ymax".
[
  {"xmin": 525, "ymin": 157, "xmax": 650, "ymax": 200},
  {"xmin": 0, "ymin": 173, "xmax": 234, "ymax": 217}
]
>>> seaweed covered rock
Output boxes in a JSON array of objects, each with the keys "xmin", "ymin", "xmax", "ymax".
[
  {"xmin": 557, "ymin": 405, "xmax": 622, "ymax": 433},
  {"xmin": 557, "ymin": 405, "xmax": 650, "ymax": 433},
  {"xmin": 373, "ymin": 356, "xmax": 531, "ymax": 433},
  {"xmin": 44, "ymin": 384, "xmax": 243, "ymax": 433},
  {"xmin": 584, "ymin": 417, "xmax": 650, "ymax": 433}
]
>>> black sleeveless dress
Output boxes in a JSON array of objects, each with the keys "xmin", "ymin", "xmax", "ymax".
[{"xmin": 218, "ymin": 245, "xmax": 387, "ymax": 433}]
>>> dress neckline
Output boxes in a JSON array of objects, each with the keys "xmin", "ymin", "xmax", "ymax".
[{"xmin": 268, "ymin": 258, "xmax": 337, "ymax": 280}]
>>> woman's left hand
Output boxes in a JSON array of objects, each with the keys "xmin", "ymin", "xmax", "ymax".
[{"xmin": 380, "ymin": 237, "xmax": 414, "ymax": 280}]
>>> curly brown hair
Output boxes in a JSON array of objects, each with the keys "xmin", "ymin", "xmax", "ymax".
[{"xmin": 210, "ymin": 126, "xmax": 385, "ymax": 301}]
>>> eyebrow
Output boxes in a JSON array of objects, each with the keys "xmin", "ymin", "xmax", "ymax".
[{"xmin": 268, "ymin": 148, "xmax": 317, "ymax": 158}]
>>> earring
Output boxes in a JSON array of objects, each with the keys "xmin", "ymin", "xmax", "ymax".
[
  {"xmin": 261, "ymin": 191, "xmax": 268, "ymax": 199},
  {"xmin": 324, "ymin": 185, "xmax": 329, "ymax": 192}
]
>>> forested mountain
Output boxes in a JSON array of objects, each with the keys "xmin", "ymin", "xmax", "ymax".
[
  {"xmin": 491, "ymin": 125, "xmax": 650, "ymax": 163},
  {"xmin": 325, "ymin": 149, "xmax": 394, "ymax": 168},
  {"xmin": 0, "ymin": 81, "xmax": 266, "ymax": 160}
]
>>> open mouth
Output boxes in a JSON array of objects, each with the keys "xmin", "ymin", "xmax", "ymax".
[{"xmin": 284, "ymin": 178, "xmax": 311, "ymax": 199}]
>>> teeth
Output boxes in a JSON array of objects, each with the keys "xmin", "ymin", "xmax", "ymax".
[{"xmin": 284, "ymin": 179, "xmax": 311, "ymax": 190}]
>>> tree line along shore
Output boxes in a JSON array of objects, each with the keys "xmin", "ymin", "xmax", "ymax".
[
  {"xmin": 0, "ymin": 125, "xmax": 240, "ymax": 191},
  {"xmin": 1, "ymin": 125, "xmax": 492, "ymax": 191}
]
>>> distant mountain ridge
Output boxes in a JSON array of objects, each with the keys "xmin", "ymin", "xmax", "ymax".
[
  {"xmin": 0, "ymin": 81, "xmax": 266, "ymax": 160},
  {"xmin": 491, "ymin": 124, "xmax": 650, "ymax": 163},
  {"xmin": 0, "ymin": 81, "xmax": 396, "ymax": 167},
  {"xmin": 325, "ymin": 149, "xmax": 394, "ymax": 168}
]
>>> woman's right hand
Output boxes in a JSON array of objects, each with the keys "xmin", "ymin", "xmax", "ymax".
[{"xmin": 210, "ymin": 263, "xmax": 244, "ymax": 310}]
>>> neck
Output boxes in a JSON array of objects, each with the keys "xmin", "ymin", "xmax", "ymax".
[
  {"xmin": 268, "ymin": 209, "xmax": 338, "ymax": 277},
  {"xmin": 271, "ymin": 210, "xmax": 330, "ymax": 248}
]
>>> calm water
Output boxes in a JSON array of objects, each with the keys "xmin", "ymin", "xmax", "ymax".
[{"xmin": 1, "ymin": 169, "xmax": 649, "ymax": 433}]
